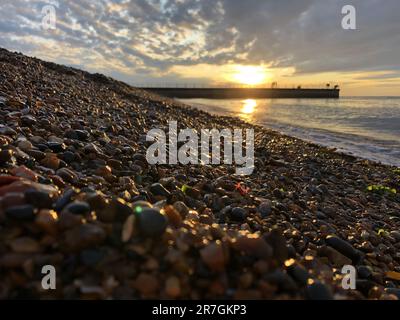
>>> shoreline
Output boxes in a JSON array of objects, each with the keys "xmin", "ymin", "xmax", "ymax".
[
  {"xmin": 179, "ymin": 98, "xmax": 400, "ymax": 169},
  {"xmin": 0, "ymin": 48, "xmax": 400, "ymax": 300}
]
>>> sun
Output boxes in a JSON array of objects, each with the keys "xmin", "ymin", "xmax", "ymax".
[{"xmin": 232, "ymin": 65, "xmax": 270, "ymax": 86}]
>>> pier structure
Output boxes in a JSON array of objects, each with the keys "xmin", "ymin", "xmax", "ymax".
[{"xmin": 140, "ymin": 87, "xmax": 340, "ymax": 99}]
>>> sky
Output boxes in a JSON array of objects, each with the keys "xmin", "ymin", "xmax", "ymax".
[{"xmin": 0, "ymin": 0, "xmax": 399, "ymax": 96}]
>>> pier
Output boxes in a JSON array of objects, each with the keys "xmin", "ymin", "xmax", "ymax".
[{"xmin": 140, "ymin": 87, "xmax": 340, "ymax": 99}]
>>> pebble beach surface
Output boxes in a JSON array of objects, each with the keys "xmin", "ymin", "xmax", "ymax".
[{"xmin": 0, "ymin": 48, "xmax": 400, "ymax": 300}]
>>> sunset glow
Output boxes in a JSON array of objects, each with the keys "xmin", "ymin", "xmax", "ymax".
[{"xmin": 231, "ymin": 66, "xmax": 270, "ymax": 86}]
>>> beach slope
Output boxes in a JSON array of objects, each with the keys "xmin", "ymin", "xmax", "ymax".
[{"xmin": 0, "ymin": 48, "xmax": 399, "ymax": 300}]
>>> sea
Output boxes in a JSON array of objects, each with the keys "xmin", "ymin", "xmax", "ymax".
[{"xmin": 179, "ymin": 97, "xmax": 400, "ymax": 167}]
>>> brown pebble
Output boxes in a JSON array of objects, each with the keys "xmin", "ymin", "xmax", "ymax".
[
  {"xmin": 8, "ymin": 237, "xmax": 41, "ymax": 253},
  {"xmin": 165, "ymin": 276, "xmax": 181, "ymax": 298},
  {"xmin": 35, "ymin": 209, "xmax": 58, "ymax": 235},
  {"xmin": 200, "ymin": 241, "xmax": 228, "ymax": 272},
  {"xmin": 133, "ymin": 273, "xmax": 159, "ymax": 296}
]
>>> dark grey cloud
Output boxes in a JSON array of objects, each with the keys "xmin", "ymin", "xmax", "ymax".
[{"xmin": 0, "ymin": 0, "xmax": 399, "ymax": 83}]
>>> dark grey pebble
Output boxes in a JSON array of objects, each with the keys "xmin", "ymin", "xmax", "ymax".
[
  {"xmin": 64, "ymin": 201, "xmax": 91, "ymax": 215},
  {"xmin": 385, "ymin": 288, "xmax": 400, "ymax": 299},
  {"xmin": 326, "ymin": 235, "xmax": 362, "ymax": 264},
  {"xmin": 5, "ymin": 205, "xmax": 35, "ymax": 221},
  {"xmin": 150, "ymin": 183, "xmax": 170, "ymax": 197},
  {"xmin": 25, "ymin": 190, "xmax": 54, "ymax": 208},
  {"xmin": 137, "ymin": 208, "xmax": 167, "ymax": 237},
  {"xmin": 306, "ymin": 282, "xmax": 333, "ymax": 300},
  {"xmin": 229, "ymin": 207, "xmax": 247, "ymax": 222},
  {"xmin": 357, "ymin": 265, "xmax": 372, "ymax": 279},
  {"xmin": 286, "ymin": 263, "xmax": 310, "ymax": 286},
  {"xmin": 55, "ymin": 188, "xmax": 76, "ymax": 212},
  {"xmin": 47, "ymin": 142, "xmax": 66, "ymax": 153}
]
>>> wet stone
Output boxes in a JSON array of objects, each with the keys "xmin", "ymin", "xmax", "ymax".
[
  {"xmin": 63, "ymin": 201, "xmax": 91, "ymax": 215},
  {"xmin": 0, "ymin": 125, "xmax": 17, "ymax": 136},
  {"xmin": 285, "ymin": 259, "xmax": 310, "ymax": 286},
  {"xmin": 229, "ymin": 207, "xmax": 247, "ymax": 222},
  {"xmin": 98, "ymin": 198, "xmax": 133, "ymax": 222},
  {"xmin": 149, "ymin": 183, "xmax": 170, "ymax": 197},
  {"xmin": 55, "ymin": 189, "xmax": 76, "ymax": 212},
  {"xmin": 234, "ymin": 236, "xmax": 273, "ymax": 260},
  {"xmin": 18, "ymin": 140, "xmax": 33, "ymax": 151},
  {"xmin": 0, "ymin": 149, "xmax": 14, "ymax": 164},
  {"xmin": 35, "ymin": 209, "xmax": 58, "ymax": 235},
  {"xmin": 61, "ymin": 151, "xmax": 76, "ymax": 163},
  {"xmin": 173, "ymin": 201, "xmax": 189, "ymax": 218},
  {"xmin": 75, "ymin": 130, "xmax": 90, "ymax": 141},
  {"xmin": 137, "ymin": 208, "xmax": 167, "ymax": 238},
  {"xmin": 306, "ymin": 282, "xmax": 333, "ymax": 300},
  {"xmin": 5, "ymin": 205, "xmax": 36, "ymax": 221},
  {"xmin": 56, "ymin": 168, "xmax": 78, "ymax": 183},
  {"xmin": 357, "ymin": 265, "xmax": 372, "ymax": 279},
  {"xmin": 64, "ymin": 223, "xmax": 106, "ymax": 251},
  {"xmin": 200, "ymin": 242, "xmax": 228, "ymax": 272},
  {"xmin": 258, "ymin": 200, "xmax": 272, "ymax": 217},
  {"xmin": 326, "ymin": 235, "xmax": 362, "ymax": 264},
  {"xmin": 264, "ymin": 229, "xmax": 289, "ymax": 263},
  {"xmin": 25, "ymin": 190, "xmax": 54, "ymax": 208},
  {"xmin": 20, "ymin": 115, "xmax": 36, "ymax": 126},
  {"xmin": 8, "ymin": 237, "xmax": 41, "ymax": 253},
  {"xmin": 390, "ymin": 231, "xmax": 400, "ymax": 241},
  {"xmin": 384, "ymin": 288, "xmax": 400, "ymax": 299},
  {"xmin": 80, "ymin": 249, "xmax": 104, "ymax": 267},
  {"xmin": 47, "ymin": 142, "xmax": 66, "ymax": 153}
]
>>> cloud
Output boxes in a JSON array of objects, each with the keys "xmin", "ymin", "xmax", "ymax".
[{"xmin": 0, "ymin": 0, "xmax": 399, "ymax": 88}]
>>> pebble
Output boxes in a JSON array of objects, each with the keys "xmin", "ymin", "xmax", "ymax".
[
  {"xmin": 0, "ymin": 125, "xmax": 17, "ymax": 136},
  {"xmin": 200, "ymin": 241, "xmax": 228, "ymax": 272},
  {"xmin": 25, "ymin": 190, "xmax": 54, "ymax": 208},
  {"xmin": 56, "ymin": 168, "xmax": 78, "ymax": 183},
  {"xmin": 133, "ymin": 273, "xmax": 159, "ymax": 296},
  {"xmin": 173, "ymin": 201, "xmax": 189, "ymax": 218},
  {"xmin": 384, "ymin": 288, "xmax": 400, "ymax": 299},
  {"xmin": 64, "ymin": 223, "xmax": 106, "ymax": 251},
  {"xmin": 121, "ymin": 214, "xmax": 136, "ymax": 242},
  {"xmin": 63, "ymin": 201, "xmax": 91, "ymax": 215},
  {"xmin": 306, "ymin": 281, "xmax": 334, "ymax": 300},
  {"xmin": 5, "ymin": 205, "xmax": 36, "ymax": 221},
  {"xmin": 357, "ymin": 265, "xmax": 372, "ymax": 279},
  {"xmin": 10, "ymin": 165, "xmax": 38, "ymax": 182},
  {"xmin": 165, "ymin": 276, "xmax": 181, "ymax": 298},
  {"xmin": 20, "ymin": 115, "xmax": 36, "ymax": 126},
  {"xmin": 319, "ymin": 246, "xmax": 352, "ymax": 267},
  {"xmin": 233, "ymin": 235, "xmax": 273, "ymax": 259},
  {"xmin": 97, "ymin": 197, "xmax": 133, "ymax": 222},
  {"xmin": 285, "ymin": 259, "xmax": 310, "ymax": 286},
  {"xmin": 325, "ymin": 235, "xmax": 362, "ymax": 264},
  {"xmin": 136, "ymin": 208, "xmax": 167, "ymax": 237},
  {"xmin": 149, "ymin": 183, "xmax": 170, "ymax": 197},
  {"xmin": 0, "ymin": 149, "xmax": 13, "ymax": 164},
  {"xmin": 35, "ymin": 209, "xmax": 58, "ymax": 235},
  {"xmin": 40, "ymin": 153, "xmax": 60, "ymax": 170},
  {"xmin": 163, "ymin": 205, "xmax": 182, "ymax": 227},
  {"xmin": 258, "ymin": 200, "xmax": 272, "ymax": 217},
  {"xmin": 390, "ymin": 231, "xmax": 400, "ymax": 241},
  {"xmin": 18, "ymin": 140, "xmax": 33, "ymax": 151},
  {"xmin": 8, "ymin": 237, "xmax": 41, "ymax": 253},
  {"xmin": 229, "ymin": 207, "xmax": 247, "ymax": 222},
  {"xmin": 54, "ymin": 188, "xmax": 76, "ymax": 212},
  {"xmin": 47, "ymin": 142, "xmax": 66, "ymax": 153}
]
